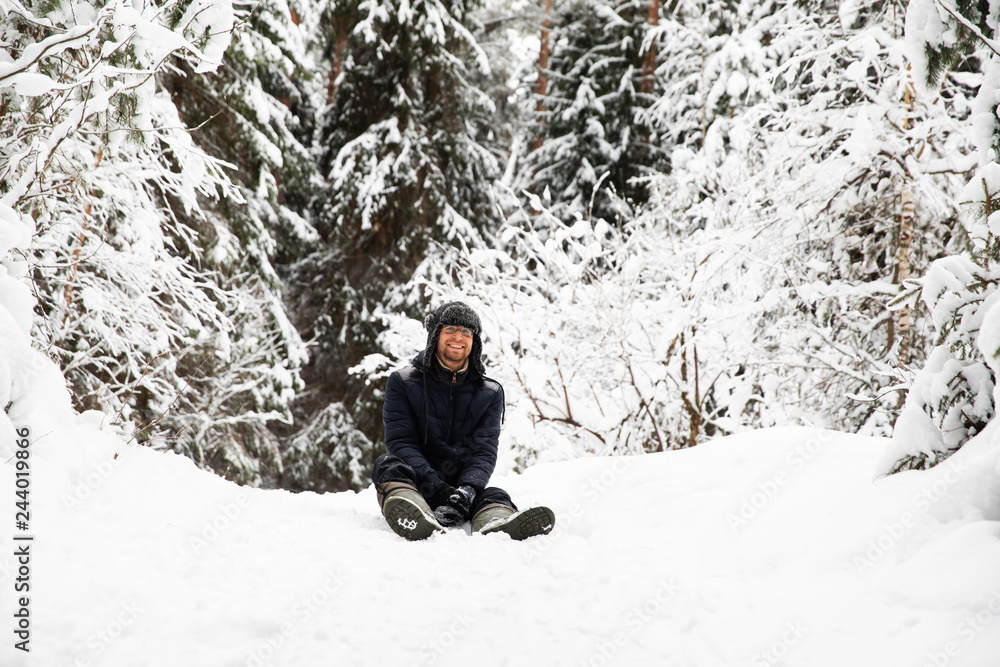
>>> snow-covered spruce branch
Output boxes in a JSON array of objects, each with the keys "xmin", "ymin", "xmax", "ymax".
[{"xmin": 930, "ymin": 0, "xmax": 1000, "ymax": 57}]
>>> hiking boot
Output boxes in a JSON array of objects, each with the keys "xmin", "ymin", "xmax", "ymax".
[
  {"xmin": 378, "ymin": 482, "xmax": 445, "ymax": 541},
  {"xmin": 472, "ymin": 503, "xmax": 556, "ymax": 540}
]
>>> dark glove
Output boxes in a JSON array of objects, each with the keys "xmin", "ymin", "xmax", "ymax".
[
  {"xmin": 427, "ymin": 483, "xmax": 455, "ymax": 509},
  {"xmin": 433, "ymin": 484, "xmax": 476, "ymax": 527}
]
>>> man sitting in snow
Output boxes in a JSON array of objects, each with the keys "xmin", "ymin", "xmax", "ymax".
[{"xmin": 372, "ymin": 301, "xmax": 554, "ymax": 540}]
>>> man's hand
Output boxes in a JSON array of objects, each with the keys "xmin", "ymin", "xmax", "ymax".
[
  {"xmin": 428, "ymin": 483, "xmax": 455, "ymax": 509},
  {"xmin": 433, "ymin": 484, "xmax": 476, "ymax": 527}
]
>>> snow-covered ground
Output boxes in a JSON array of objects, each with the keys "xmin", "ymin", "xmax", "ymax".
[{"xmin": 2, "ymin": 400, "xmax": 1000, "ymax": 666}]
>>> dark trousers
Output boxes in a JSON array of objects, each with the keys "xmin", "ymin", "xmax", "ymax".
[{"xmin": 372, "ymin": 454, "xmax": 516, "ymax": 515}]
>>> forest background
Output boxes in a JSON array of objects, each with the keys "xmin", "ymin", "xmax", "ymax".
[{"xmin": 2, "ymin": 0, "xmax": 998, "ymax": 493}]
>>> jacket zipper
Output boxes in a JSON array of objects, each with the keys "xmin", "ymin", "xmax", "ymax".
[{"xmin": 446, "ymin": 371, "xmax": 457, "ymax": 441}]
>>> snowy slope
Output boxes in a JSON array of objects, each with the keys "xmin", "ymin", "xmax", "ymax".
[{"xmin": 2, "ymin": 409, "xmax": 1000, "ymax": 667}]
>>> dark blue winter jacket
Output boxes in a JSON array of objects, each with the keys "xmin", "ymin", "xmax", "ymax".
[{"xmin": 382, "ymin": 353, "xmax": 504, "ymax": 497}]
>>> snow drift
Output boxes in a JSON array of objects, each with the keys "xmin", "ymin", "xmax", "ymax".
[{"xmin": 2, "ymin": 400, "xmax": 999, "ymax": 666}]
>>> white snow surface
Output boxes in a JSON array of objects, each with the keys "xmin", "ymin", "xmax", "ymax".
[{"xmin": 3, "ymin": 408, "xmax": 1000, "ymax": 666}]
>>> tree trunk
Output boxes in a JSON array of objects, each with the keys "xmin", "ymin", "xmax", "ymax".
[
  {"xmin": 680, "ymin": 330, "xmax": 701, "ymax": 447},
  {"xmin": 59, "ymin": 147, "xmax": 103, "ymax": 331},
  {"xmin": 896, "ymin": 185, "xmax": 914, "ymax": 364},
  {"xmin": 532, "ymin": 0, "xmax": 553, "ymax": 152},
  {"xmin": 640, "ymin": 0, "xmax": 660, "ymax": 96},
  {"xmin": 896, "ymin": 74, "xmax": 916, "ymax": 368},
  {"xmin": 327, "ymin": 20, "xmax": 348, "ymax": 106},
  {"xmin": 700, "ymin": 23, "xmax": 707, "ymax": 148}
]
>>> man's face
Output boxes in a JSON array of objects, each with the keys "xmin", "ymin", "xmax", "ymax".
[{"xmin": 436, "ymin": 325, "xmax": 473, "ymax": 371}]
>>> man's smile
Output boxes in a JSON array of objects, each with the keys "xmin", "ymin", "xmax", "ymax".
[{"xmin": 437, "ymin": 328, "xmax": 473, "ymax": 371}]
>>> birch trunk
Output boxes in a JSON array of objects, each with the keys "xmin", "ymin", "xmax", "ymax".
[{"xmin": 896, "ymin": 76, "xmax": 916, "ymax": 368}]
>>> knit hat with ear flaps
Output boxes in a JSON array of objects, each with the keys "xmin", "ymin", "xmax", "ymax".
[{"xmin": 422, "ymin": 301, "xmax": 486, "ymax": 378}]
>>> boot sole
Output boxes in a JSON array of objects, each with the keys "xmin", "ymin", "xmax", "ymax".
[
  {"xmin": 383, "ymin": 496, "xmax": 444, "ymax": 541},
  {"xmin": 480, "ymin": 506, "xmax": 555, "ymax": 540}
]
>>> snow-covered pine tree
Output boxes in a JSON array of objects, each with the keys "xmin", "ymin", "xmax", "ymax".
[
  {"xmin": 159, "ymin": 0, "xmax": 325, "ymax": 485},
  {"xmin": 646, "ymin": 0, "xmax": 769, "ymax": 154},
  {"xmin": 645, "ymin": 0, "xmax": 977, "ymax": 438},
  {"xmin": 4, "ymin": 0, "xmax": 305, "ymax": 486},
  {"xmin": 469, "ymin": 0, "xmax": 541, "ymax": 167},
  {"xmin": 516, "ymin": 0, "xmax": 668, "ymax": 227},
  {"xmin": 885, "ymin": 0, "xmax": 1000, "ymax": 472},
  {"xmin": 280, "ymin": 0, "xmax": 503, "ymax": 491},
  {"xmin": 165, "ymin": 0, "xmax": 321, "ymax": 265}
]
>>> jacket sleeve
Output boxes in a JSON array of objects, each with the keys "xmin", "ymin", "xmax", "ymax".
[
  {"xmin": 382, "ymin": 371, "xmax": 446, "ymax": 493},
  {"xmin": 457, "ymin": 382, "xmax": 504, "ymax": 490}
]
